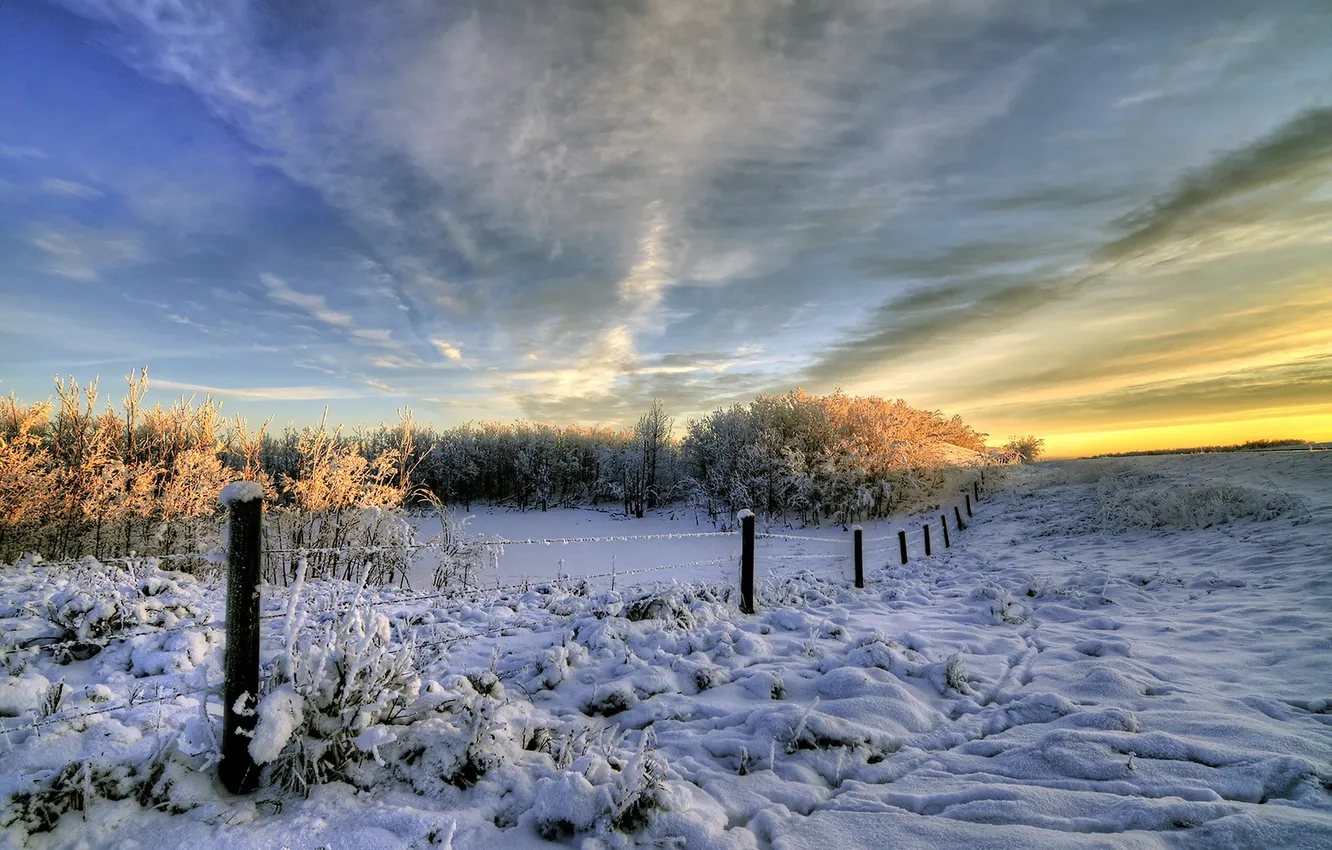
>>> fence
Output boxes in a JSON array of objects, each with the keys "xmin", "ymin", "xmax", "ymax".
[{"xmin": 2, "ymin": 473, "xmax": 990, "ymax": 792}]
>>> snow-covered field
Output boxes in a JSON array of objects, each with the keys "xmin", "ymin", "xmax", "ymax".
[
  {"xmin": 403, "ymin": 504, "xmax": 909, "ymax": 591},
  {"xmin": 2, "ymin": 451, "xmax": 1329, "ymax": 848}
]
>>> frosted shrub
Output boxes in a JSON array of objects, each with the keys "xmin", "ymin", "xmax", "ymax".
[
  {"xmin": 38, "ymin": 562, "xmax": 201, "ymax": 660},
  {"xmin": 1098, "ymin": 479, "xmax": 1304, "ymax": 530},
  {"xmin": 625, "ymin": 591, "xmax": 697, "ymax": 629},
  {"xmin": 44, "ymin": 589, "xmax": 128, "ymax": 646},
  {"xmin": 1029, "ymin": 463, "xmax": 1306, "ymax": 534},
  {"xmin": 3, "ymin": 744, "xmax": 191, "ymax": 835},
  {"xmin": 420, "ymin": 496, "xmax": 490, "ymax": 590},
  {"xmin": 256, "ymin": 598, "xmax": 422, "ymax": 795},
  {"xmin": 388, "ymin": 669, "xmax": 533, "ymax": 798},
  {"xmin": 532, "ymin": 735, "xmax": 670, "ymax": 843}
]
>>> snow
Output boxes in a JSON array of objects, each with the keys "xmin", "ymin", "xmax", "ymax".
[
  {"xmin": 401, "ymin": 503, "xmax": 884, "ymax": 590},
  {"xmin": 219, "ymin": 480, "xmax": 264, "ymax": 506},
  {"xmin": 1, "ymin": 451, "xmax": 1330, "ymax": 848},
  {"xmin": 0, "ymin": 673, "xmax": 50, "ymax": 718},
  {"xmin": 250, "ymin": 684, "xmax": 304, "ymax": 764}
]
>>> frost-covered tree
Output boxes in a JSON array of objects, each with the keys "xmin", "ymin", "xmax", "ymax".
[{"xmin": 1004, "ymin": 435, "xmax": 1046, "ymax": 464}]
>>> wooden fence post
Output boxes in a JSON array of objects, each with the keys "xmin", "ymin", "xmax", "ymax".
[
  {"xmin": 220, "ymin": 482, "xmax": 263, "ymax": 795},
  {"xmin": 965, "ymin": 493, "xmax": 972, "ymax": 517},
  {"xmin": 974, "ymin": 480, "xmax": 981, "ymax": 502},
  {"xmin": 923, "ymin": 523, "xmax": 932, "ymax": 557},
  {"xmin": 898, "ymin": 530, "xmax": 908, "ymax": 565},
  {"xmin": 941, "ymin": 515, "xmax": 951, "ymax": 548},
  {"xmin": 954, "ymin": 505, "xmax": 966, "ymax": 531},
  {"xmin": 739, "ymin": 510, "xmax": 755, "ymax": 614},
  {"xmin": 853, "ymin": 525, "xmax": 864, "ymax": 589}
]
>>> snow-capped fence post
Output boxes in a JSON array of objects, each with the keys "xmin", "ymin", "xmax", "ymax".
[
  {"xmin": 941, "ymin": 515, "xmax": 951, "ymax": 548},
  {"xmin": 898, "ymin": 530, "xmax": 908, "ymax": 565},
  {"xmin": 954, "ymin": 505, "xmax": 966, "ymax": 531},
  {"xmin": 923, "ymin": 523, "xmax": 932, "ymax": 557},
  {"xmin": 219, "ymin": 481, "xmax": 264, "ymax": 795},
  {"xmin": 853, "ymin": 525, "xmax": 864, "ymax": 589},
  {"xmin": 739, "ymin": 510, "xmax": 755, "ymax": 614},
  {"xmin": 974, "ymin": 479, "xmax": 981, "ymax": 502},
  {"xmin": 965, "ymin": 493, "xmax": 973, "ymax": 517}
]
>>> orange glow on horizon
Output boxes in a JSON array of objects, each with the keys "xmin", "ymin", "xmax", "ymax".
[{"xmin": 1035, "ymin": 408, "xmax": 1332, "ymax": 458}]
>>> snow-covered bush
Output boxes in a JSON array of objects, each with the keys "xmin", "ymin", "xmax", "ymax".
[
  {"xmin": 625, "ymin": 591, "xmax": 697, "ymax": 629},
  {"xmin": 968, "ymin": 584, "xmax": 1025, "ymax": 625},
  {"xmin": 530, "ymin": 735, "xmax": 670, "ymax": 843},
  {"xmin": 35, "ymin": 562, "xmax": 202, "ymax": 661},
  {"xmin": 1097, "ymin": 478, "xmax": 1305, "ymax": 530},
  {"xmin": 1026, "ymin": 462, "xmax": 1307, "ymax": 533},
  {"xmin": 3, "ymin": 742, "xmax": 193, "ymax": 835},
  {"xmin": 388, "ymin": 669, "xmax": 535, "ymax": 798},
  {"xmin": 1003, "ymin": 435, "xmax": 1046, "ymax": 464},
  {"xmin": 255, "ymin": 595, "xmax": 423, "ymax": 794},
  {"xmin": 420, "ymin": 498, "xmax": 491, "ymax": 590}
]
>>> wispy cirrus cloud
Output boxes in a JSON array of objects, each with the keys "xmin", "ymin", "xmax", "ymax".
[
  {"xmin": 0, "ymin": 143, "xmax": 46, "ymax": 162},
  {"xmin": 54, "ymin": 0, "xmax": 1078, "ymax": 406},
  {"xmin": 41, "ymin": 178, "xmax": 103, "ymax": 199},
  {"xmin": 152, "ymin": 378, "xmax": 367, "ymax": 401},
  {"xmin": 1098, "ymin": 105, "xmax": 1332, "ymax": 265},
  {"xmin": 28, "ymin": 222, "xmax": 146, "ymax": 280},
  {"xmin": 259, "ymin": 273, "xmax": 353, "ymax": 328},
  {"xmin": 14, "ymin": 0, "xmax": 1329, "ymax": 450}
]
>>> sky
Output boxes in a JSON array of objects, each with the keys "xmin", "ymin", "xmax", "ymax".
[{"xmin": 1, "ymin": 0, "xmax": 1330, "ymax": 458}]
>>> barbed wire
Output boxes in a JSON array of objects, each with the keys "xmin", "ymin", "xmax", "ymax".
[
  {"xmin": 5, "ymin": 504, "xmax": 978, "ymax": 659},
  {"xmin": 0, "ymin": 682, "xmax": 215, "ymax": 738},
  {"xmin": 260, "ymin": 530, "xmax": 735, "ymax": 557},
  {"xmin": 404, "ymin": 556, "xmax": 735, "ymax": 651},
  {"xmin": 753, "ymin": 531, "xmax": 849, "ymax": 544},
  {"xmin": 0, "ymin": 615, "xmax": 220, "ymax": 658},
  {"xmin": 11, "ymin": 551, "xmax": 226, "ymax": 571},
  {"xmin": 12, "ymin": 530, "xmax": 734, "ymax": 571},
  {"xmin": 3, "ymin": 552, "xmax": 740, "ymax": 659},
  {"xmin": 863, "ymin": 546, "xmax": 900, "ymax": 557},
  {"xmin": 412, "ymin": 617, "xmax": 559, "ymax": 652},
  {"xmin": 17, "ymin": 516, "xmax": 972, "ymax": 568}
]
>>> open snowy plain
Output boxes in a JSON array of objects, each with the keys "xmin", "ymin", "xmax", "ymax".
[{"xmin": 2, "ymin": 451, "xmax": 1329, "ymax": 848}]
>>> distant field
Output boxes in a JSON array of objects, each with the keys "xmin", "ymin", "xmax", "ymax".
[{"xmin": 1089, "ymin": 439, "xmax": 1329, "ymax": 458}]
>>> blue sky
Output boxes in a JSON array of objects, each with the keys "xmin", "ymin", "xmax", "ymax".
[{"xmin": 2, "ymin": 0, "xmax": 1330, "ymax": 454}]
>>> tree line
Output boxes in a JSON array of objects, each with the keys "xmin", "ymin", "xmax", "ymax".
[{"xmin": 1, "ymin": 369, "xmax": 1007, "ymax": 564}]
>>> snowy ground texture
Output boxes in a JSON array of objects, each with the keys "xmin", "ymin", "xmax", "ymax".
[{"xmin": 2, "ymin": 451, "xmax": 1330, "ymax": 849}]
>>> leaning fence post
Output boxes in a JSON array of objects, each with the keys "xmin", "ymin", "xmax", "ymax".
[
  {"xmin": 219, "ymin": 481, "xmax": 264, "ymax": 795},
  {"xmin": 954, "ymin": 505, "xmax": 966, "ymax": 531},
  {"xmin": 965, "ymin": 493, "xmax": 973, "ymax": 517},
  {"xmin": 738, "ymin": 510, "xmax": 755, "ymax": 614},
  {"xmin": 853, "ymin": 525, "xmax": 864, "ymax": 589},
  {"xmin": 898, "ymin": 530, "xmax": 908, "ymax": 565},
  {"xmin": 941, "ymin": 515, "xmax": 951, "ymax": 548},
  {"xmin": 923, "ymin": 523, "xmax": 932, "ymax": 557}
]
